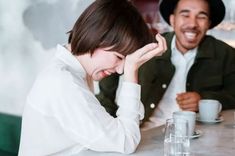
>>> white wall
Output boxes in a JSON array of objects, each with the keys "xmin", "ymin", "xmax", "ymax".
[{"xmin": 0, "ymin": 0, "xmax": 94, "ymax": 115}]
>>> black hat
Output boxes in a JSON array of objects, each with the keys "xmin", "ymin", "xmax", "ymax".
[{"xmin": 159, "ymin": 0, "xmax": 225, "ymax": 29}]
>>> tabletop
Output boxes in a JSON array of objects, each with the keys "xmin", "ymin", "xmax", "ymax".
[{"xmin": 76, "ymin": 110, "xmax": 235, "ymax": 156}]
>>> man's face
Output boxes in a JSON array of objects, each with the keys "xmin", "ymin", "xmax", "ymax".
[{"xmin": 170, "ymin": 0, "xmax": 211, "ymax": 53}]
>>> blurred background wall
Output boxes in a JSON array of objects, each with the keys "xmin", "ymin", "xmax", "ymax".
[
  {"xmin": 0, "ymin": 0, "xmax": 234, "ymax": 116},
  {"xmin": 0, "ymin": 0, "xmax": 94, "ymax": 115}
]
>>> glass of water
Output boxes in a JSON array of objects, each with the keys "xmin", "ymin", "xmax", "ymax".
[{"xmin": 164, "ymin": 118, "xmax": 190, "ymax": 156}]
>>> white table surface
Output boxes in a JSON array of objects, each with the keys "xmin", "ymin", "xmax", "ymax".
[{"xmin": 76, "ymin": 110, "xmax": 235, "ymax": 156}]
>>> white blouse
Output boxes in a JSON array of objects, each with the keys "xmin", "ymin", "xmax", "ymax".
[{"xmin": 19, "ymin": 45, "xmax": 144, "ymax": 156}]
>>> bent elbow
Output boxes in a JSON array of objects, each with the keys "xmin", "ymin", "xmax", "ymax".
[{"xmin": 122, "ymin": 134, "xmax": 141, "ymax": 154}]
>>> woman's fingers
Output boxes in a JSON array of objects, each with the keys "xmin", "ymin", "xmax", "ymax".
[
  {"xmin": 139, "ymin": 34, "xmax": 167, "ymax": 61},
  {"xmin": 136, "ymin": 43, "xmax": 159, "ymax": 57},
  {"xmin": 155, "ymin": 33, "xmax": 167, "ymax": 55},
  {"xmin": 128, "ymin": 34, "xmax": 167, "ymax": 58},
  {"xmin": 125, "ymin": 34, "xmax": 167, "ymax": 70},
  {"xmin": 123, "ymin": 34, "xmax": 167, "ymax": 82}
]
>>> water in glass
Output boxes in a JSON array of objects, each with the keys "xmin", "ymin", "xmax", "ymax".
[{"xmin": 164, "ymin": 118, "xmax": 190, "ymax": 156}]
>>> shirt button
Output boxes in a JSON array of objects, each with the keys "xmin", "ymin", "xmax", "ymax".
[
  {"xmin": 162, "ymin": 84, "xmax": 167, "ymax": 89},
  {"xmin": 150, "ymin": 103, "xmax": 155, "ymax": 109},
  {"xmin": 187, "ymin": 83, "xmax": 190, "ymax": 86}
]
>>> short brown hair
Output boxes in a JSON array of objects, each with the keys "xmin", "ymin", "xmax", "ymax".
[{"xmin": 68, "ymin": 0, "xmax": 154, "ymax": 56}]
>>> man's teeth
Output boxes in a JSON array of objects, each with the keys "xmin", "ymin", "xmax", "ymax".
[{"xmin": 185, "ymin": 32, "xmax": 196, "ymax": 39}]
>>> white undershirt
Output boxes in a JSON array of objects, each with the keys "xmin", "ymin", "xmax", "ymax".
[{"xmin": 141, "ymin": 36, "xmax": 197, "ymax": 131}]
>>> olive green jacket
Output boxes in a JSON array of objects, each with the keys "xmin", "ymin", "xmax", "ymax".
[{"xmin": 97, "ymin": 32, "xmax": 235, "ymax": 123}]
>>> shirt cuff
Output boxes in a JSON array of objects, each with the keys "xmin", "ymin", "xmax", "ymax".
[
  {"xmin": 118, "ymin": 82, "xmax": 141, "ymax": 100},
  {"xmin": 117, "ymin": 82, "xmax": 144, "ymax": 120}
]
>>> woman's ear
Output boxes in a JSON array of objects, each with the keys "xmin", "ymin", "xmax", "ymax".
[{"xmin": 169, "ymin": 14, "xmax": 175, "ymax": 28}]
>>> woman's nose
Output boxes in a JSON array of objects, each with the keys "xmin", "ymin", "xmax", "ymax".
[{"xmin": 115, "ymin": 61, "xmax": 124, "ymax": 74}]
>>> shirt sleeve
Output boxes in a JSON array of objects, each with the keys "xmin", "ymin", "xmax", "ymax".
[
  {"xmin": 22, "ymin": 72, "xmax": 144, "ymax": 155},
  {"xmin": 58, "ymin": 81, "xmax": 144, "ymax": 154},
  {"xmin": 71, "ymin": 82, "xmax": 144, "ymax": 153},
  {"xmin": 117, "ymin": 82, "xmax": 144, "ymax": 120}
]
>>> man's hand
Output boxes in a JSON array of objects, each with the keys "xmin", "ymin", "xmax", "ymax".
[{"xmin": 176, "ymin": 92, "xmax": 201, "ymax": 112}]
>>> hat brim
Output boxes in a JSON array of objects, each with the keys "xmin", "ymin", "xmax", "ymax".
[{"xmin": 159, "ymin": 0, "xmax": 225, "ymax": 29}]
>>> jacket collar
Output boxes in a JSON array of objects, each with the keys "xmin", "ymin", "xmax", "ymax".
[{"xmin": 196, "ymin": 36, "xmax": 216, "ymax": 59}]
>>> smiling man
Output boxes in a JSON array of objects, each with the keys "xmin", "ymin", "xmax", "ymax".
[
  {"xmin": 97, "ymin": 0, "xmax": 235, "ymax": 130},
  {"xmin": 169, "ymin": 0, "xmax": 211, "ymax": 53}
]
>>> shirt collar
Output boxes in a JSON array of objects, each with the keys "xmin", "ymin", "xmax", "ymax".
[
  {"xmin": 55, "ymin": 44, "xmax": 86, "ymax": 79},
  {"xmin": 171, "ymin": 35, "xmax": 197, "ymax": 58}
]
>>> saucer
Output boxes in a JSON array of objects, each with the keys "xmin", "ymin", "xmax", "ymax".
[
  {"xmin": 196, "ymin": 116, "xmax": 224, "ymax": 123},
  {"xmin": 190, "ymin": 129, "xmax": 203, "ymax": 139}
]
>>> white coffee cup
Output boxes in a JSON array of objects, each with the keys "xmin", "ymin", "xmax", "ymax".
[
  {"xmin": 199, "ymin": 99, "xmax": 222, "ymax": 121},
  {"xmin": 173, "ymin": 111, "xmax": 196, "ymax": 136}
]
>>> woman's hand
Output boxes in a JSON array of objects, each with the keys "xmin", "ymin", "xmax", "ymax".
[{"xmin": 124, "ymin": 34, "xmax": 167, "ymax": 83}]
